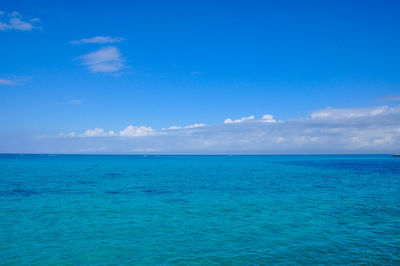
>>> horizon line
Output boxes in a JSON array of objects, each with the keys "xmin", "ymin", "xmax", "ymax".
[{"xmin": 0, "ymin": 153, "xmax": 395, "ymax": 156}]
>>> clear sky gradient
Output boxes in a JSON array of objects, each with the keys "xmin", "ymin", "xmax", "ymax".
[{"xmin": 1, "ymin": 0, "xmax": 400, "ymax": 154}]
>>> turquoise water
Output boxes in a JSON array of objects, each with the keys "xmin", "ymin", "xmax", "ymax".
[{"xmin": 0, "ymin": 154, "xmax": 399, "ymax": 265}]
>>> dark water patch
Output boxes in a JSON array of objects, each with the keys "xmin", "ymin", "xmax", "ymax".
[
  {"xmin": 0, "ymin": 189, "xmax": 38, "ymax": 197},
  {"xmin": 50, "ymin": 188, "xmax": 91, "ymax": 195},
  {"xmin": 77, "ymin": 180, "xmax": 95, "ymax": 185},
  {"xmin": 143, "ymin": 189, "xmax": 173, "ymax": 195},
  {"xmin": 314, "ymin": 184, "xmax": 337, "ymax": 190},
  {"xmin": 232, "ymin": 185, "xmax": 254, "ymax": 193},
  {"xmin": 0, "ymin": 188, "xmax": 94, "ymax": 197},
  {"xmin": 104, "ymin": 186, "xmax": 149, "ymax": 195},
  {"xmin": 105, "ymin": 189, "xmax": 140, "ymax": 195},
  {"xmin": 106, "ymin": 173, "xmax": 122, "ymax": 176},
  {"xmin": 12, "ymin": 189, "xmax": 37, "ymax": 196}
]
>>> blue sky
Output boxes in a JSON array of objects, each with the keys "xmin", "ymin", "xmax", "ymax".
[{"xmin": 1, "ymin": 0, "xmax": 400, "ymax": 154}]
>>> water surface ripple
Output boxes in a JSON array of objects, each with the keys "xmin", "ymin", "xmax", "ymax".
[{"xmin": 0, "ymin": 154, "xmax": 399, "ymax": 264}]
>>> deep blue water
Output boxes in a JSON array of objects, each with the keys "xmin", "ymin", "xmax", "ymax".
[{"xmin": 0, "ymin": 154, "xmax": 399, "ymax": 265}]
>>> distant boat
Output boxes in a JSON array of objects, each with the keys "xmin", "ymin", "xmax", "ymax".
[{"xmin": 394, "ymin": 154, "xmax": 400, "ymax": 157}]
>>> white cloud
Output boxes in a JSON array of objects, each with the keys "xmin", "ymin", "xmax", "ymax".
[
  {"xmin": 162, "ymin": 126, "xmax": 182, "ymax": 130},
  {"xmin": 119, "ymin": 125, "xmax": 153, "ymax": 137},
  {"xmin": 51, "ymin": 104, "xmax": 400, "ymax": 154},
  {"xmin": 0, "ymin": 11, "xmax": 40, "ymax": 31},
  {"xmin": 59, "ymin": 132, "xmax": 76, "ymax": 138},
  {"xmin": 224, "ymin": 115, "xmax": 255, "ymax": 124},
  {"xmin": 224, "ymin": 115, "xmax": 276, "ymax": 124},
  {"xmin": 64, "ymin": 123, "xmax": 200, "ymax": 138},
  {"xmin": 79, "ymin": 128, "xmax": 116, "ymax": 137},
  {"xmin": 63, "ymin": 126, "xmax": 154, "ymax": 138},
  {"xmin": 162, "ymin": 124, "xmax": 206, "ymax": 130},
  {"xmin": 168, "ymin": 126, "xmax": 182, "ymax": 130},
  {"xmin": 0, "ymin": 78, "xmax": 16, "ymax": 85},
  {"xmin": 77, "ymin": 46, "xmax": 125, "ymax": 73},
  {"xmin": 71, "ymin": 36, "xmax": 124, "ymax": 45},
  {"xmin": 261, "ymin": 114, "xmax": 276, "ymax": 123},
  {"xmin": 310, "ymin": 106, "xmax": 397, "ymax": 120},
  {"xmin": 184, "ymin": 123, "xmax": 206, "ymax": 128},
  {"xmin": 275, "ymin": 137, "xmax": 286, "ymax": 143}
]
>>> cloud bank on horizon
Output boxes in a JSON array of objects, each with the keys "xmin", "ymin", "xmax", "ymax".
[{"xmin": 18, "ymin": 104, "xmax": 397, "ymax": 154}]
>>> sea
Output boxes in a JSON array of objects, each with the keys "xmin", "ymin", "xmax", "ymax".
[{"xmin": 0, "ymin": 154, "xmax": 399, "ymax": 265}]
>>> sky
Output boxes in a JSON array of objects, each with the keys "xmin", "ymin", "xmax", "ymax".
[{"xmin": 1, "ymin": 0, "xmax": 400, "ymax": 154}]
